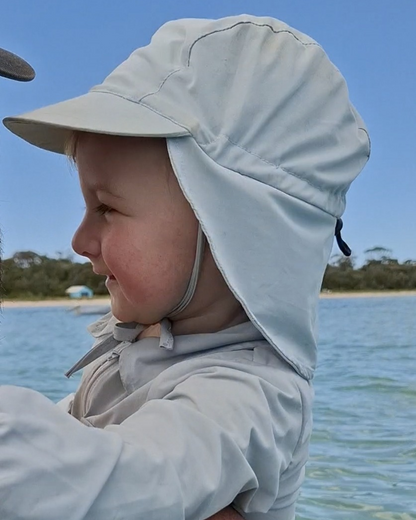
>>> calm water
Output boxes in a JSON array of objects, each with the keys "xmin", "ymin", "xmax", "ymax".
[{"xmin": 1, "ymin": 297, "xmax": 415, "ymax": 519}]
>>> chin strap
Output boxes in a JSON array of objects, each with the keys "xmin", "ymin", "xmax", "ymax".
[
  {"xmin": 158, "ymin": 224, "xmax": 205, "ymax": 352},
  {"xmin": 167, "ymin": 224, "xmax": 206, "ymax": 318}
]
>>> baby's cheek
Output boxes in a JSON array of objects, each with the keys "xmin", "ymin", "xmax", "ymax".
[
  {"xmin": 103, "ymin": 234, "xmax": 187, "ymax": 310},
  {"xmin": 114, "ymin": 257, "xmax": 168, "ymax": 305}
]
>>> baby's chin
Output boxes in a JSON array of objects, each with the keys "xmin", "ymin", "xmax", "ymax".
[{"xmin": 110, "ymin": 297, "xmax": 164, "ymax": 325}]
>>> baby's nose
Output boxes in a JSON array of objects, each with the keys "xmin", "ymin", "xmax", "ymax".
[{"xmin": 72, "ymin": 219, "xmax": 101, "ymax": 260}]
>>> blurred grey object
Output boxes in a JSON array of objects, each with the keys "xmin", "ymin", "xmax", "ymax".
[{"xmin": 0, "ymin": 47, "xmax": 35, "ymax": 81}]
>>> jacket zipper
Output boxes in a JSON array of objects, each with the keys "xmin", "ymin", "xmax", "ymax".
[{"xmin": 83, "ymin": 351, "xmax": 121, "ymax": 414}]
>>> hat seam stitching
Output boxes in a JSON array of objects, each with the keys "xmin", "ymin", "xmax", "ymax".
[
  {"xmin": 200, "ymin": 130, "xmax": 369, "ymax": 198},
  {"xmin": 90, "ymin": 89, "xmax": 191, "ymax": 134},
  {"xmin": 187, "ymin": 23, "xmax": 320, "ymax": 66},
  {"xmin": 208, "ymin": 132, "xmax": 346, "ymax": 205},
  {"xmin": 136, "ymin": 68, "xmax": 181, "ymax": 104},
  {"xmin": 191, "ymin": 136, "xmax": 342, "ymax": 218}
]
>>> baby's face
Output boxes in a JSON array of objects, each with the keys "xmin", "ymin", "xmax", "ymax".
[{"xmin": 72, "ymin": 134, "xmax": 199, "ymax": 324}]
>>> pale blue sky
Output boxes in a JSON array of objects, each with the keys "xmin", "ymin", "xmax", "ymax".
[{"xmin": 1, "ymin": 0, "xmax": 415, "ymax": 264}]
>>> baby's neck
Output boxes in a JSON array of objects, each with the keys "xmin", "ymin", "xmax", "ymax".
[
  {"xmin": 138, "ymin": 323, "xmax": 162, "ymax": 340},
  {"xmin": 171, "ymin": 305, "xmax": 248, "ymax": 336},
  {"xmin": 138, "ymin": 305, "xmax": 248, "ymax": 340}
]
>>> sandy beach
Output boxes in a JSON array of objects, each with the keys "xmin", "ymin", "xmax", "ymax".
[
  {"xmin": 320, "ymin": 290, "xmax": 416, "ymax": 299},
  {"xmin": 2, "ymin": 298, "xmax": 111, "ymax": 309},
  {"xmin": 3, "ymin": 291, "xmax": 416, "ymax": 308}
]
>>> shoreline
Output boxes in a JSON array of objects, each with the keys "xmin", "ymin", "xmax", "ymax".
[
  {"xmin": 2, "ymin": 291, "xmax": 416, "ymax": 309},
  {"xmin": 2, "ymin": 298, "xmax": 111, "ymax": 309},
  {"xmin": 320, "ymin": 290, "xmax": 416, "ymax": 299}
]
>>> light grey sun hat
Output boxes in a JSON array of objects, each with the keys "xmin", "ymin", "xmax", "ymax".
[{"xmin": 3, "ymin": 15, "xmax": 370, "ymax": 379}]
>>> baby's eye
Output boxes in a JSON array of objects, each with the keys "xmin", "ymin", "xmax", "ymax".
[{"xmin": 94, "ymin": 203, "xmax": 113, "ymax": 216}]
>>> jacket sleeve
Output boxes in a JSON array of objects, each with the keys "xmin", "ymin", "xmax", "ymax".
[
  {"xmin": 56, "ymin": 392, "xmax": 75, "ymax": 412},
  {"xmin": 0, "ymin": 367, "xmax": 303, "ymax": 520}
]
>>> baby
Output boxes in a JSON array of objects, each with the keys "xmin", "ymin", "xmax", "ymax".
[{"xmin": 2, "ymin": 15, "xmax": 370, "ymax": 520}]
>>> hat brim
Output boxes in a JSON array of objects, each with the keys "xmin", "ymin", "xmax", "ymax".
[
  {"xmin": 3, "ymin": 91, "xmax": 190, "ymax": 154},
  {"xmin": 0, "ymin": 48, "xmax": 35, "ymax": 82}
]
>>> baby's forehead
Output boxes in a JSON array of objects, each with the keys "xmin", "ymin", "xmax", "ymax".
[
  {"xmin": 76, "ymin": 133, "xmax": 173, "ymax": 191},
  {"xmin": 76, "ymin": 133, "xmax": 168, "ymax": 164}
]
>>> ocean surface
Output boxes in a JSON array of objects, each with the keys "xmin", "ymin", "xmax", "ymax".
[{"xmin": 1, "ymin": 297, "xmax": 415, "ymax": 519}]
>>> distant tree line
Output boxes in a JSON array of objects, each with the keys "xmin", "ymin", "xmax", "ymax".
[
  {"xmin": 1, "ymin": 251, "xmax": 107, "ymax": 299},
  {"xmin": 322, "ymin": 246, "xmax": 416, "ymax": 292},
  {"xmin": 2, "ymin": 247, "xmax": 416, "ymax": 299}
]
